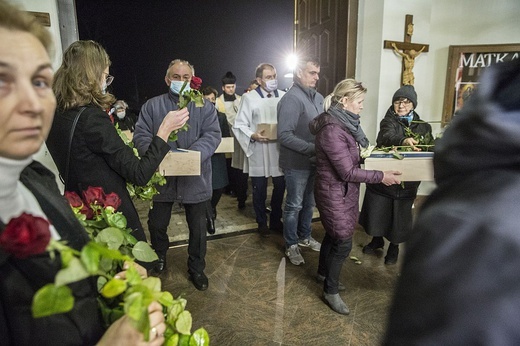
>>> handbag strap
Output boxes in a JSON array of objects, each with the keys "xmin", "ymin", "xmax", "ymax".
[{"xmin": 62, "ymin": 106, "xmax": 86, "ymax": 185}]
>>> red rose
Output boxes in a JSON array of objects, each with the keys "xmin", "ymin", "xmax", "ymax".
[
  {"xmin": 104, "ymin": 192, "xmax": 122, "ymax": 210},
  {"xmin": 0, "ymin": 213, "xmax": 51, "ymax": 259},
  {"xmin": 82, "ymin": 186, "xmax": 105, "ymax": 206},
  {"xmin": 79, "ymin": 204, "xmax": 94, "ymax": 219},
  {"xmin": 190, "ymin": 76, "xmax": 202, "ymax": 90},
  {"xmin": 64, "ymin": 191, "xmax": 83, "ymax": 208}
]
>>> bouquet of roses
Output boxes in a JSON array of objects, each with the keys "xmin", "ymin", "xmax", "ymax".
[
  {"xmin": 0, "ymin": 186, "xmax": 209, "ymax": 345},
  {"xmin": 168, "ymin": 76, "xmax": 204, "ymax": 142}
]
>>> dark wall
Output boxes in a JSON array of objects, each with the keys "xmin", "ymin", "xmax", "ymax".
[{"xmin": 76, "ymin": 0, "xmax": 294, "ymax": 111}]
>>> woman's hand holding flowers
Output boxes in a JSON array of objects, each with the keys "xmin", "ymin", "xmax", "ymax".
[{"xmin": 157, "ymin": 108, "xmax": 190, "ymax": 143}]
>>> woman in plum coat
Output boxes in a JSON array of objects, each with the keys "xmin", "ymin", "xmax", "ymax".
[{"xmin": 309, "ymin": 79, "xmax": 401, "ymax": 315}]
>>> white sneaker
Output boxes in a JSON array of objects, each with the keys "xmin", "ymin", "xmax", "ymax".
[
  {"xmin": 298, "ymin": 237, "xmax": 321, "ymax": 252},
  {"xmin": 285, "ymin": 244, "xmax": 305, "ymax": 265}
]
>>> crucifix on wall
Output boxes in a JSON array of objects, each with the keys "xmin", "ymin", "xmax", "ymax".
[{"xmin": 384, "ymin": 14, "xmax": 429, "ymax": 86}]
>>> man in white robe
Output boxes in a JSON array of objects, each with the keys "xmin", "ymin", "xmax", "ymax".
[{"xmin": 233, "ymin": 63, "xmax": 286, "ymax": 237}]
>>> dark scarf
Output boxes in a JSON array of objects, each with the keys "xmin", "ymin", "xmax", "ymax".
[{"xmin": 328, "ymin": 103, "xmax": 369, "ymax": 148}]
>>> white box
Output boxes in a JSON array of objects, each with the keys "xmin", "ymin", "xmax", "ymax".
[
  {"xmin": 215, "ymin": 137, "xmax": 234, "ymax": 153},
  {"xmin": 159, "ymin": 149, "xmax": 201, "ymax": 176},
  {"xmin": 364, "ymin": 151, "xmax": 434, "ymax": 181},
  {"xmin": 256, "ymin": 123, "xmax": 277, "ymax": 140}
]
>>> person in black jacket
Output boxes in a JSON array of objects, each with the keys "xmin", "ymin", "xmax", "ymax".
[
  {"xmin": 46, "ymin": 40, "xmax": 189, "ymax": 243},
  {"xmin": 385, "ymin": 59, "xmax": 520, "ymax": 345},
  {"xmin": 359, "ymin": 85, "xmax": 432, "ymax": 264},
  {"xmin": 0, "ymin": 2, "xmax": 165, "ymax": 344}
]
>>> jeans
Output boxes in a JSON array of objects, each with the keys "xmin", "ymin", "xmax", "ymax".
[
  {"xmin": 319, "ymin": 233, "xmax": 352, "ymax": 294},
  {"xmin": 251, "ymin": 176, "xmax": 285, "ymax": 227},
  {"xmin": 282, "ymin": 168, "xmax": 316, "ymax": 247},
  {"xmin": 148, "ymin": 200, "xmax": 208, "ymax": 274}
]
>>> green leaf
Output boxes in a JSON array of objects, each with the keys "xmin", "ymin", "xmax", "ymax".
[
  {"xmin": 175, "ymin": 310, "xmax": 193, "ymax": 335},
  {"xmin": 157, "ymin": 291, "xmax": 174, "ymax": 307},
  {"xmin": 190, "ymin": 328, "xmax": 210, "ymax": 346},
  {"xmin": 101, "ymin": 278, "xmax": 127, "ymax": 298},
  {"xmin": 32, "ymin": 284, "xmax": 74, "ymax": 318},
  {"xmin": 132, "ymin": 241, "xmax": 159, "ymax": 262},
  {"xmin": 80, "ymin": 242, "xmax": 101, "ymax": 273},
  {"xmin": 178, "ymin": 334, "xmax": 191, "ymax": 346},
  {"xmin": 55, "ymin": 257, "xmax": 90, "ymax": 286},
  {"xmin": 192, "ymin": 94, "xmax": 204, "ymax": 108},
  {"xmin": 106, "ymin": 212, "xmax": 127, "ymax": 229},
  {"xmin": 168, "ymin": 299, "xmax": 186, "ymax": 321},
  {"xmin": 124, "ymin": 291, "xmax": 151, "ymax": 339},
  {"xmin": 141, "ymin": 276, "xmax": 162, "ymax": 293},
  {"xmin": 96, "ymin": 227, "xmax": 125, "ymax": 250},
  {"xmin": 165, "ymin": 333, "xmax": 180, "ymax": 346},
  {"xmin": 125, "ymin": 265, "xmax": 142, "ymax": 286}
]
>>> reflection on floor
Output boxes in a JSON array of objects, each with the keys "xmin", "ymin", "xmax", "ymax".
[{"xmin": 138, "ymin": 193, "xmax": 402, "ymax": 345}]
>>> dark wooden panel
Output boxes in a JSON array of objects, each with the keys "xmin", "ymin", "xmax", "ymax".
[{"xmin": 295, "ymin": 0, "xmax": 358, "ymax": 95}]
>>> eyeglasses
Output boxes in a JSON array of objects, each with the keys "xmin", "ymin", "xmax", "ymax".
[
  {"xmin": 104, "ymin": 74, "xmax": 114, "ymax": 87},
  {"xmin": 393, "ymin": 99, "xmax": 411, "ymax": 106}
]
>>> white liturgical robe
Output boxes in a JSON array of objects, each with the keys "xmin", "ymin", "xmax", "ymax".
[{"xmin": 233, "ymin": 88, "xmax": 285, "ymax": 177}]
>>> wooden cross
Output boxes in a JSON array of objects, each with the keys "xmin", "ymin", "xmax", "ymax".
[{"xmin": 384, "ymin": 14, "xmax": 429, "ymax": 86}]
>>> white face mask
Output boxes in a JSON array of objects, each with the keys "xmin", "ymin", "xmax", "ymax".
[
  {"xmin": 116, "ymin": 111, "xmax": 126, "ymax": 119},
  {"xmin": 264, "ymin": 79, "xmax": 278, "ymax": 92},
  {"xmin": 170, "ymin": 80, "xmax": 190, "ymax": 95}
]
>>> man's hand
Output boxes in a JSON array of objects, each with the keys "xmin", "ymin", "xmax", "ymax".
[{"xmin": 251, "ymin": 130, "xmax": 269, "ymax": 142}]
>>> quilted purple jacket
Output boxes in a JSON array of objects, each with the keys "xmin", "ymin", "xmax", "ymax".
[{"xmin": 309, "ymin": 113, "xmax": 383, "ymax": 240}]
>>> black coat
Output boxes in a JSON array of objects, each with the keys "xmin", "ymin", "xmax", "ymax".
[
  {"xmin": 46, "ymin": 105, "xmax": 170, "ymax": 241},
  {"xmin": 384, "ymin": 60, "xmax": 520, "ymax": 344},
  {"xmin": 211, "ymin": 111, "xmax": 230, "ymax": 190},
  {"xmin": 0, "ymin": 162, "xmax": 104, "ymax": 345},
  {"xmin": 359, "ymin": 107, "xmax": 432, "ymax": 243}
]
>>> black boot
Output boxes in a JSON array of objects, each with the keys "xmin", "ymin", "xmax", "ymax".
[
  {"xmin": 384, "ymin": 243, "xmax": 399, "ymax": 265},
  {"xmin": 154, "ymin": 254, "xmax": 167, "ymax": 273},
  {"xmin": 362, "ymin": 236, "xmax": 384, "ymax": 254}
]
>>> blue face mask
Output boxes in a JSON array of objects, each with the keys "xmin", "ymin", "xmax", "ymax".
[{"xmin": 170, "ymin": 80, "xmax": 190, "ymax": 95}]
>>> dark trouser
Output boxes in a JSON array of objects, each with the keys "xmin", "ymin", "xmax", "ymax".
[
  {"xmin": 211, "ymin": 188, "xmax": 224, "ymax": 216},
  {"xmin": 233, "ymin": 168, "xmax": 249, "ymax": 204},
  {"xmin": 148, "ymin": 200, "xmax": 208, "ymax": 275},
  {"xmin": 251, "ymin": 176, "xmax": 285, "ymax": 227},
  {"xmin": 318, "ymin": 233, "xmax": 352, "ymax": 294}
]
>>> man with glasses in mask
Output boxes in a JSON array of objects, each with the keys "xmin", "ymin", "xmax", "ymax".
[
  {"xmin": 133, "ymin": 59, "xmax": 221, "ymax": 291},
  {"xmin": 233, "ymin": 63, "xmax": 286, "ymax": 237}
]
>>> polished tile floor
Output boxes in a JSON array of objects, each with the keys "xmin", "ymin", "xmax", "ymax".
[{"xmin": 136, "ymin": 192, "xmax": 405, "ymax": 345}]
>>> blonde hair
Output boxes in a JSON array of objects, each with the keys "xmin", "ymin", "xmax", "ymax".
[
  {"xmin": 323, "ymin": 78, "xmax": 367, "ymax": 111},
  {"xmin": 53, "ymin": 40, "xmax": 115, "ymax": 111},
  {"xmin": 0, "ymin": 0, "xmax": 53, "ymax": 55}
]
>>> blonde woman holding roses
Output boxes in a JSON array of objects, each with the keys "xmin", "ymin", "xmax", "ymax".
[
  {"xmin": 46, "ymin": 40, "xmax": 189, "ymax": 245},
  {"xmin": 0, "ymin": 1, "xmax": 165, "ymax": 344}
]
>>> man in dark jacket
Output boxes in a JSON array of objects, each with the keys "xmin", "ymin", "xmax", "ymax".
[
  {"xmin": 277, "ymin": 56, "xmax": 324, "ymax": 265},
  {"xmin": 133, "ymin": 59, "xmax": 221, "ymax": 290},
  {"xmin": 384, "ymin": 60, "xmax": 520, "ymax": 344}
]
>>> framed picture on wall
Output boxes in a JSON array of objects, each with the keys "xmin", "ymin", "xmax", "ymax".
[{"xmin": 442, "ymin": 43, "xmax": 520, "ymax": 125}]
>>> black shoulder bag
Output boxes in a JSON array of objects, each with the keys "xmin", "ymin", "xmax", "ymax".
[{"xmin": 60, "ymin": 106, "xmax": 87, "ymax": 185}]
